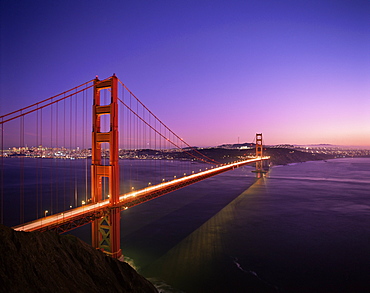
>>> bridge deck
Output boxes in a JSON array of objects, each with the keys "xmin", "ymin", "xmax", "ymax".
[{"xmin": 13, "ymin": 157, "xmax": 269, "ymax": 233}]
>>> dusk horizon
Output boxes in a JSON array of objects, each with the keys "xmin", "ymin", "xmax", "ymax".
[
  {"xmin": 1, "ymin": 0, "xmax": 369, "ymax": 148},
  {"xmin": 1, "ymin": 72, "xmax": 369, "ymax": 149}
]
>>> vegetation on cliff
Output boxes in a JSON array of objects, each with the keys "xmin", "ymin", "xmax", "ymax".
[{"xmin": 0, "ymin": 225, "xmax": 157, "ymax": 293}]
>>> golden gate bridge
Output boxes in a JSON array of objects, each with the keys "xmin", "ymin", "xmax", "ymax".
[{"xmin": 0, "ymin": 75, "xmax": 269, "ymax": 258}]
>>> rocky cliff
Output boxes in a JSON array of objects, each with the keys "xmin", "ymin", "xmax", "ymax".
[{"xmin": 0, "ymin": 225, "xmax": 157, "ymax": 293}]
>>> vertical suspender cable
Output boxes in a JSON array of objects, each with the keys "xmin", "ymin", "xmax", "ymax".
[
  {"xmin": 20, "ymin": 113, "xmax": 24, "ymax": 223},
  {"xmin": 40, "ymin": 108, "xmax": 43, "ymax": 218},
  {"xmin": 83, "ymin": 85, "xmax": 87, "ymax": 204},
  {"xmin": 129, "ymin": 93, "xmax": 132, "ymax": 189},
  {"xmin": 50, "ymin": 100, "xmax": 53, "ymax": 215},
  {"xmin": 136, "ymin": 97, "xmax": 138, "ymax": 183},
  {"xmin": 55, "ymin": 101, "xmax": 59, "ymax": 213},
  {"xmin": 63, "ymin": 97, "xmax": 66, "ymax": 210},
  {"xmin": 154, "ymin": 117, "xmax": 157, "ymax": 181},
  {"xmin": 69, "ymin": 92, "xmax": 74, "ymax": 207},
  {"xmin": 36, "ymin": 107, "xmax": 39, "ymax": 218},
  {"xmin": 74, "ymin": 89, "xmax": 78, "ymax": 206}
]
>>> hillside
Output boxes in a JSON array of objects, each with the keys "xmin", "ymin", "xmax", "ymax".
[
  {"xmin": 192, "ymin": 147, "xmax": 334, "ymax": 165},
  {"xmin": 263, "ymin": 148, "xmax": 334, "ymax": 165},
  {"xmin": 0, "ymin": 225, "xmax": 157, "ymax": 293}
]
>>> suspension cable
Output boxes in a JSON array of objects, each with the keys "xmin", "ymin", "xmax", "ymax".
[{"xmin": 117, "ymin": 80, "xmax": 220, "ymax": 165}]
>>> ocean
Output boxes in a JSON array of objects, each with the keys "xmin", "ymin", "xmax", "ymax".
[
  {"xmin": 2, "ymin": 157, "xmax": 370, "ymax": 292},
  {"xmin": 118, "ymin": 158, "xmax": 370, "ymax": 292}
]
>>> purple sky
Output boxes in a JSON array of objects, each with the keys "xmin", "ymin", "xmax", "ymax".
[{"xmin": 1, "ymin": 0, "xmax": 369, "ymax": 147}]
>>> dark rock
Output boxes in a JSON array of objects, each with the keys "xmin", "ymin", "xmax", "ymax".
[{"xmin": 0, "ymin": 224, "xmax": 158, "ymax": 293}]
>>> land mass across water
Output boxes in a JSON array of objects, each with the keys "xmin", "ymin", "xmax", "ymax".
[
  {"xmin": 184, "ymin": 146, "xmax": 336, "ymax": 165},
  {"xmin": 4, "ymin": 144, "xmax": 369, "ymax": 165},
  {"xmin": 130, "ymin": 145, "xmax": 367, "ymax": 165}
]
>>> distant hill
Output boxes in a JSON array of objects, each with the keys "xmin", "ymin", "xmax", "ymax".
[
  {"xmin": 125, "ymin": 146, "xmax": 335, "ymax": 165},
  {"xmin": 191, "ymin": 147, "xmax": 334, "ymax": 165},
  {"xmin": 217, "ymin": 142, "xmax": 255, "ymax": 149},
  {"xmin": 263, "ymin": 148, "xmax": 334, "ymax": 165},
  {"xmin": 0, "ymin": 225, "xmax": 158, "ymax": 293}
]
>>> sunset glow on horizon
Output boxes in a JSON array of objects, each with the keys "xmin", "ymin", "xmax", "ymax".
[{"xmin": 1, "ymin": 1, "xmax": 369, "ymax": 148}]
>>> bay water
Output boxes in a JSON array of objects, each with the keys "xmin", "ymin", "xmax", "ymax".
[
  {"xmin": 2, "ymin": 157, "xmax": 370, "ymax": 292},
  {"xmin": 119, "ymin": 158, "xmax": 370, "ymax": 292}
]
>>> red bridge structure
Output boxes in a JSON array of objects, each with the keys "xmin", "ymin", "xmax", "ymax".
[{"xmin": 0, "ymin": 75, "xmax": 269, "ymax": 258}]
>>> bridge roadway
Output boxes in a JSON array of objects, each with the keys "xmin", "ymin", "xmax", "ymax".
[{"xmin": 13, "ymin": 157, "xmax": 269, "ymax": 233}]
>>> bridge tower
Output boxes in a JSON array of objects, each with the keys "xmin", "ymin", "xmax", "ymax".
[
  {"xmin": 253, "ymin": 133, "xmax": 267, "ymax": 177},
  {"xmin": 91, "ymin": 75, "xmax": 121, "ymax": 258},
  {"xmin": 256, "ymin": 133, "xmax": 263, "ymax": 170}
]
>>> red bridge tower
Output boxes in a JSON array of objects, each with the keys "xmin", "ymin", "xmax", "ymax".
[
  {"xmin": 91, "ymin": 75, "xmax": 121, "ymax": 258},
  {"xmin": 253, "ymin": 133, "xmax": 268, "ymax": 178}
]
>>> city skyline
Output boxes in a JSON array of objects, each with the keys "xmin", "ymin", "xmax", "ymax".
[{"xmin": 1, "ymin": 1, "xmax": 369, "ymax": 147}]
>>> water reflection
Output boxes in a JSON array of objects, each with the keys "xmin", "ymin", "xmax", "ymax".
[{"xmin": 141, "ymin": 178, "xmax": 267, "ymax": 291}]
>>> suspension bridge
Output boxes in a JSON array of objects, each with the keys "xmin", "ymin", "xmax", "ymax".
[{"xmin": 0, "ymin": 75, "xmax": 269, "ymax": 258}]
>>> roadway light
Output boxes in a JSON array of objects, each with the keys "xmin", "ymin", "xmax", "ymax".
[
  {"xmin": 82, "ymin": 200, "xmax": 86, "ymax": 205},
  {"xmin": 44, "ymin": 210, "xmax": 48, "ymax": 217}
]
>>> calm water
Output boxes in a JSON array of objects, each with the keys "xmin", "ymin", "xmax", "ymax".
[
  {"xmin": 118, "ymin": 158, "xmax": 370, "ymax": 292},
  {"xmin": 2, "ymin": 158, "xmax": 370, "ymax": 292}
]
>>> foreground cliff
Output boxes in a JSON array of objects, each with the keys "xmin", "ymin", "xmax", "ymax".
[{"xmin": 0, "ymin": 225, "xmax": 157, "ymax": 293}]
